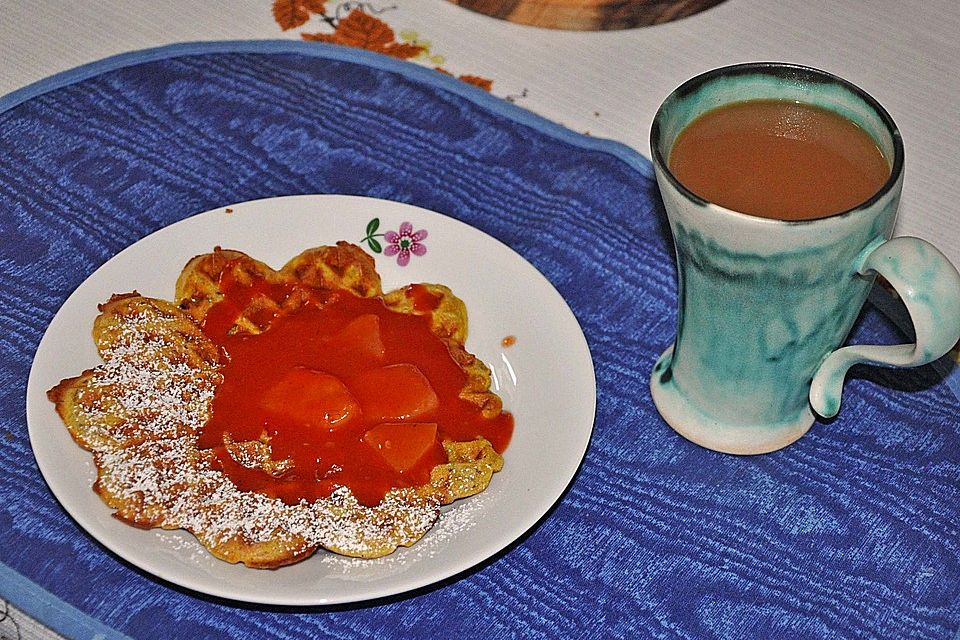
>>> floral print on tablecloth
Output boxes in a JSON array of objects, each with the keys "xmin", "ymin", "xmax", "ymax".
[{"xmin": 272, "ymin": 1, "xmax": 493, "ymax": 91}]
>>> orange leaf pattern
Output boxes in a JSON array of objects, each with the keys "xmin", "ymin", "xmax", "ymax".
[
  {"xmin": 302, "ymin": 9, "xmax": 424, "ymax": 60},
  {"xmin": 274, "ymin": 3, "xmax": 495, "ymax": 92},
  {"xmin": 457, "ymin": 75, "xmax": 493, "ymax": 92},
  {"xmin": 436, "ymin": 68, "xmax": 493, "ymax": 93},
  {"xmin": 272, "ymin": 0, "xmax": 316, "ymax": 31}
]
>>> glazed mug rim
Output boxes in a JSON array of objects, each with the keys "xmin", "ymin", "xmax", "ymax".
[{"xmin": 649, "ymin": 62, "xmax": 906, "ymax": 226}]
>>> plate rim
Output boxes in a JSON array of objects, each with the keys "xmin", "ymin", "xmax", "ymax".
[{"xmin": 25, "ymin": 193, "xmax": 597, "ymax": 606}]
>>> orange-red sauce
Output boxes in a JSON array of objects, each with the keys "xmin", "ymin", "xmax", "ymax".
[{"xmin": 199, "ymin": 267, "xmax": 513, "ymax": 507}]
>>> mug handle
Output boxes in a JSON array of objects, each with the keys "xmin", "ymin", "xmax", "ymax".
[{"xmin": 810, "ymin": 236, "xmax": 960, "ymax": 418}]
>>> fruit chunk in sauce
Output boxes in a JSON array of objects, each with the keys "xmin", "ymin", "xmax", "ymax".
[{"xmin": 198, "ymin": 267, "xmax": 513, "ymax": 506}]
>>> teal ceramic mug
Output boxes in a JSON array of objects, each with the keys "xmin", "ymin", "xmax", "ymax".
[{"xmin": 649, "ymin": 62, "xmax": 960, "ymax": 454}]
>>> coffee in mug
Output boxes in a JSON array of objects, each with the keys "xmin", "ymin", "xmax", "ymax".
[{"xmin": 668, "ymin": 99, "xmax": 890, "ymax": 221}]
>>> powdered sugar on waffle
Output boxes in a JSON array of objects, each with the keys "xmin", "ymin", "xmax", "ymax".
[
  {"xmin": 75, "ymin": 300, "xmax": 440, "ymax": 562},
  {"xmin": 77, "ymin": 314, "xmax": 215, "ymax": 447}
]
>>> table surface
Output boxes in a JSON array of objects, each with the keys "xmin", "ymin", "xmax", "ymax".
[{"xmin": 2, "ymin": 2, "xmax": 959, "ymax": 639}]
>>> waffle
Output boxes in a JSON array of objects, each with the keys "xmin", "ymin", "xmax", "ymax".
[
  {"xmin": 48, "ymin": 243, "xmax": 508, "ymax": 567},
  {"xmin": 175, "ymin": 242, "xmax": 383, "ymax": 331}
]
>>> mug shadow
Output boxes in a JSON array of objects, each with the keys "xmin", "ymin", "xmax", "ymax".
[
  {"xmin": 845, "ymin": 355, "xmax": 955, "ymax": 395},
  {"xmin": 841, "ymin": 286, "xmax": 957, "ymax": 395}
]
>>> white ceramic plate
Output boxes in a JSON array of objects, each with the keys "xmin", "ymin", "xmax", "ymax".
[{"xmin": 26, "ymin": 195, "xmax": 596, "ymax": 606}]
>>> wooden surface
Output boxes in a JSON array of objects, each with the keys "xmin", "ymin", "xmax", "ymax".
[{"xmin": 446, "ymin": 0, "xmax": 728, "ymax": 30}]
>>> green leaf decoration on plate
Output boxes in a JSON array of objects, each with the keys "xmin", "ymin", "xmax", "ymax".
[{"xmin": 361, "ymin": 217, "xmax": 384, "ymax": 253}]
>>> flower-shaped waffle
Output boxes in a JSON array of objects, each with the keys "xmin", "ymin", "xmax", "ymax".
[{"xmin": 48, "ymin": 242, "xmax": 511, "ymax": 567}]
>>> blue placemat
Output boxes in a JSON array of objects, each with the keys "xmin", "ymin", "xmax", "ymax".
[{"xmin": 1, "ymin": 41, "xmax": 958, "ymax": 640}]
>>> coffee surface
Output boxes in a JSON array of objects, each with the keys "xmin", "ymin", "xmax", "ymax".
[{"xmin": 668, "ymin": 100, "xmax": 890, "ymax": 220}]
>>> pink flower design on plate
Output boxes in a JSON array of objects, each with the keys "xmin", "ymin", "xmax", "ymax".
[{"xmin": 383, "ymin": 222, "xmax": 428, "ymax": 266}]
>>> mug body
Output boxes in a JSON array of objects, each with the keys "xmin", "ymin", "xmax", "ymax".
[{"xmin": 649, "ymin": 63, "xmax": 904, "ymax": 454}]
